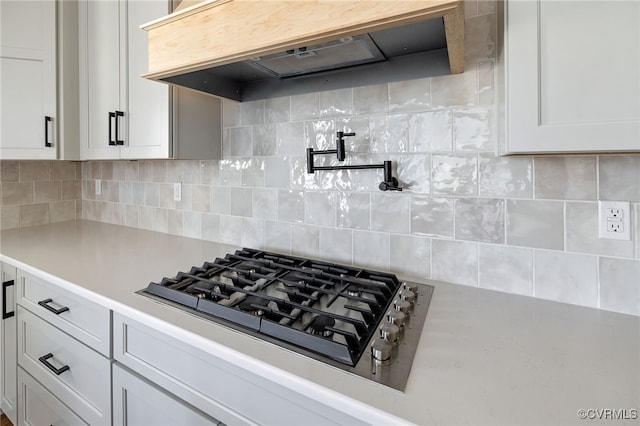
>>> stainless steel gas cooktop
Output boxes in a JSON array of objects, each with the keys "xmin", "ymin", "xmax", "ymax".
[{"xmin": 138, "ymin": 248, "xmax": 433, "ymax": 391}]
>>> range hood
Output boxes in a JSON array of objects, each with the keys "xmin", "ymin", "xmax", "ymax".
[{"xmin": 142, "ymin": 0, "xmax": 465, "ymax": 102}]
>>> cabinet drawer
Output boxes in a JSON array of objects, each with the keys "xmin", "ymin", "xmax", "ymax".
[
  {"xmin": 114, "ymin": 313, "xmax": 365, "ymax": 426},
  {"xmin": 113, "ymin": 363, "xmax": 221, "ymax": 426},
  {"xmin": 17, "ymin": 270, "xmax": 110, "ymax": 356},
  {"xmin": 17, "ymin": 366, "xmax": 88, "ymax": 426},
  {"xmin": 17, "ymin": 306, "xmax": 111, "ymax": 426}
]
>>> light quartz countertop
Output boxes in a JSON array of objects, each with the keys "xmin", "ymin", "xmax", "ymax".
[{"xmin": 1, "ymin": 220, "xmax": 638, "ymax": 425}]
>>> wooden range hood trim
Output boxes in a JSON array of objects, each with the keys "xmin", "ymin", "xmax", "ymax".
[{"xmin": 143, "ymin": 0, "xmax": 465, "ymax": 81}]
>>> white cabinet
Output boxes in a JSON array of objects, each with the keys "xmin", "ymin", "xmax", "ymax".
[
  {"xmin": 17, "ymin": 306, "xmax": 111, "ymax": 425},
  {"xmin": 0, "ymin": 0, "xmax": 57, "ymax": 159},
  {"xmin": 113, "ymin": 364, "xmax": 221, "ymax": 426},
  {"xmin": 17, "ymin": 269, "xmax": 111, "ymax": 356},
  {"xmin": 114, "ymin": 313, "xmax": 367, "ymax": 426},
  {"xmin": 499, "ymin": 0, "xmax": 640, "ymax": 154},
  {"xmin": 79, "ymin": 0, "xmax": 221, "ymax": 160},
  {"xmin": 11, "ymin": 268, "xmax": 112, "ymax": 426},
  {"xmin": 17, "ymin": 367, "xmax": 88, "ymax": 426},
  {"xmin": 0, "ymin": 262, "xmax": 17, "ymax": 425}
]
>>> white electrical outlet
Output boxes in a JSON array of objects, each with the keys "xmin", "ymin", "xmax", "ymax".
[
  {"xmin": 173, "ymin": 183, "xmax": 182, "ymax": 202},
  {"xmin": 95, "ymin": 179, "xmax": 101, "ymax": 195},
  {"xmin": 598, "ymin": 201, "xmax": 631, "ymax": 240}
]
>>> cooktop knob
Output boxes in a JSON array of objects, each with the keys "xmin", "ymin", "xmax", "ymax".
[
  {"xmin": 403, "ymin": 282, "xmax": 419, "ymax": 294},
  {"xmin": 379, "ymin": 322, "xmax": 400, "ymax": 344},
  {"xmin": 387, "ymin": 310, "xmax": 406, "ymax": 328},
  {"xmin": 394, "ymin": 299, "xmax": 411, "ymax": 314},
  {"xmin": 371, "ymin": 338, "xmax": 393, "ymax": 365},
  {"xmin": 399, "ymin": 289, "xmax": 416, "ymax": 304}
]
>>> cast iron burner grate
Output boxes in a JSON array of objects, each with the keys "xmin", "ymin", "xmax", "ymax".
[{"xmin": 143, "ymin": 248, "xmax": 401, "ymax": 366}]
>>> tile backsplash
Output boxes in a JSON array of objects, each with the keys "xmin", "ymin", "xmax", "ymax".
[
  {"xmin": 2, "ymin": 1, "xmax": 639, "ymax": 317},
  {"xmin": 0, "ymin": 161, "xmax": 82, "ymax": 229}
]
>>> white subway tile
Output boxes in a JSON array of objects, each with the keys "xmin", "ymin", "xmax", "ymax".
[
  {"xmin": 453, "ymin": 107, "xmax": 494, "ymax": 151},
  {"xmin": 411, "ymin": 196, "xmax": 454, "ymax": 238},
  {"xmin": 336, "ymin": 192, "xmax": 370, "ymax": 230},
  {"xmin": 353, "ymin": 231, "xmax": 389, "ymax": 271},
  {"xmin": 242, "ymin": 218, "xmax": 264, "ymax": 249},
  {"xmin": 389, "ymin": 78, "xmax": 430, "ymax": 113},
  {"xmin": 304, "ymin": 120, "xmax": 335, "ymax": 151},
  {"xmin": 264, "ymin": 97, "xmax": 290, "ymax": 124},
  {"xmin": 291, "ymin": 224, "xmax": 320, "ymax": 258},
  {"xmin": 278, "ymin": 189, "xmax": 305, "ymax": 223},
  {"xmin": 599, "ymin": 156, "xmax": 640, "ymax": 202},
  {"xmin": 230, "ymin": 188, "xmax": 252, "ymax": 217},
  {"xmin": 479, "ymin": 244, "xmax": 533, "ymax": 296},
  {"xmin": 239, "ymin": 100, "xmax": 264, "ymax": 126},
  {"xmin": 599, "ymin": 257, "xmax": 640, "ymax": 316},
  {"xmin": 432, "ymin": 153, "xmax": 478, "ymax": 196},
  {"xmin": 371, "ymin": 193, "xmax": 410, "ymax": 234},
  {"xmin": 506, "ymin": 200, "xmax": 564, "ymax": 250},
  {"xmin": 397, "ymin": 154, "xmax": 431, "ymax": 194},
  {"xmin": 390, "ymin": 234, "xmax": 430, "ymax": 279},
  {"xmin": 431, "ymin": 71, "xmax": 477, "ymax": 108},
  {"xmin": 291, "ymin": 93, "xmax": 319, "ymax": 121},
  {"xmin": 320, "ymin": 88, "xmax": 353, "ymax": 118},
  {"xmin": 408, "ymin": 110, "xmax": 453, "ymax": 153},
  {"xmin": 534, "ymin": 250, "xmax": 597, "ymax": 308},
  {"xmin": 319, "ymin": 227, "xmax": 353, "ymax": 264},
  {"xmin": 252, "ymin": 124, "xmax": 277, "ymax": 156},
  {"xmin": 534, "ymin": 156, "xmax": 597, "ymax": 200},
  {"xmin": 304, "ymin": 191, "xmax": 337, "ymax": 227},
  {"xmin": 264, "ymin": 221, "xmax": 291, "ymax": 254},
  {"xmin": 432, "ymin": 239, "xmax": 478, "ymax": 286},
  {"xmin": 353, "ymin": 83, "xmax": 389, "ymax": 115},
  {"xmin": 455, "ymin": 198, "xmax": 505, "ymax": 243},
  {"xmin": 219, "ymin": 215, "xmax": 242, "ymax": 245},
  {"xmin": 479, "ymin": 153, "xmax": 532, "ymax": 198},
  {"xmin": 370, "ymin": 114, "xmax": 409, "ymax": 153},
  {"xmin": 252, "ymin": 188, "xmax": 278, "ymax": 221}
]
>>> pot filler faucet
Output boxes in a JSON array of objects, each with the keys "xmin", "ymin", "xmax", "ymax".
[{"xmin": 306, "ymin": 132, "xmax": 402, "ymax": 191}]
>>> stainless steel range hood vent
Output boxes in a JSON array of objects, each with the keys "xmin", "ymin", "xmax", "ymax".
[
  {"xmin": 250, "ymin": 35, "xmax": 385, "ymax": 78},
  {"xmin": 143, "ymin": 0, "xmax": 465, "ymax": 102}
]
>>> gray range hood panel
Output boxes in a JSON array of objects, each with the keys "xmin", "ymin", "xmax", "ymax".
[{"xmin": 162, "ymin": 18, "xmax": 449, "ymax": 102}]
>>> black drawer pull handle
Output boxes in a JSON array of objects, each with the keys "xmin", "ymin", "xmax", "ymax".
[
  {"xmin": 2, "ymin": 280, "xmax": 15, "ymax": 320},
  {"xmin": 115, "ymin": 110, "xmax": 124, "ymax": 145},
  {"xmin": 108, "ymin": 112, "xmax": 116, "ymax": 146},
  {"xmin": 38, "ymin": 298, "xmax": 69, "ymax": 315},
  {"xmin": 38, "ymin": 353, "xmax": 70, "ymax": 375},
  {"xmin": 44, "ymin": 116, "xmax": 53, "ymax": 147}
]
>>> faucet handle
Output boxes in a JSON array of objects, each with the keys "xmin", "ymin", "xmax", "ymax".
[{"xmin": 336, "ymin": 131, "xmax": 355, "ymax": 161}]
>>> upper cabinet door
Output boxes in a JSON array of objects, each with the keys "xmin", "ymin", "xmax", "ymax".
[
  {"xmin": 78, "ymin": 0, "xmax": 123, "ymax": 160},
  {"xmin": 120, "ymin": 0, "xmax": 170, "ymax": 159},
  {"xmin": 501, "ymin": 1, "xmax": 640, "ymax": 154},
  {"xmin": 0, "ymin": 0, "xmax": 57, "ymax": 159}
]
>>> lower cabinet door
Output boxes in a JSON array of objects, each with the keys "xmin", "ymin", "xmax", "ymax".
[
  {"xmin": 17, "ymin": 367, "xmax": 87, "ymax": 426},
  {"xmin": 1, "ymin": 262, "xmax": 18, "ymax": 425},
  {"xmin": 113, "ymin": 363, "xmax": 221, "ymax": 426}
]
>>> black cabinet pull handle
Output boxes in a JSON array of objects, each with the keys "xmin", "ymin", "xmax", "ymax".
[
  {"xmin": 108, "ymin": 112, "xmax": 116, "ymax": 146},
  {"xmin": 38, "ymin": 353, "xmax": 70, "ymax": 375},
  {"xmin": 115, "ymin": 110, "xmax": 124, "ymax": 145},
  {"xmin": 2, "ymin": 280, "xmax": 15, "ymax": 320},
  {"xmin": 44, "ymin": 116, "xmax": 53, "ymax": 147},
  {"xmin": 38, "ymin": 298, "xmax": 69, "ymax": 315}
]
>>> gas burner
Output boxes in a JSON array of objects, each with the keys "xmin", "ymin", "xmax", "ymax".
[
  {"xmin": 237, "ymin": 296, "xmax": 268, "ymax": 316},
  {"xmin": 346, "ymin": 284, "xmax": 367, "ymax": 298},
  {"xmin": 307, "ymin": 315, "xmax": 336, "ymax": 338}
]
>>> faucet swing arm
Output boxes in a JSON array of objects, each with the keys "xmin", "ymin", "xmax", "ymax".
[{"xmin": 306, "ymin": 132, "xmax": 402, "ymax": 191}]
